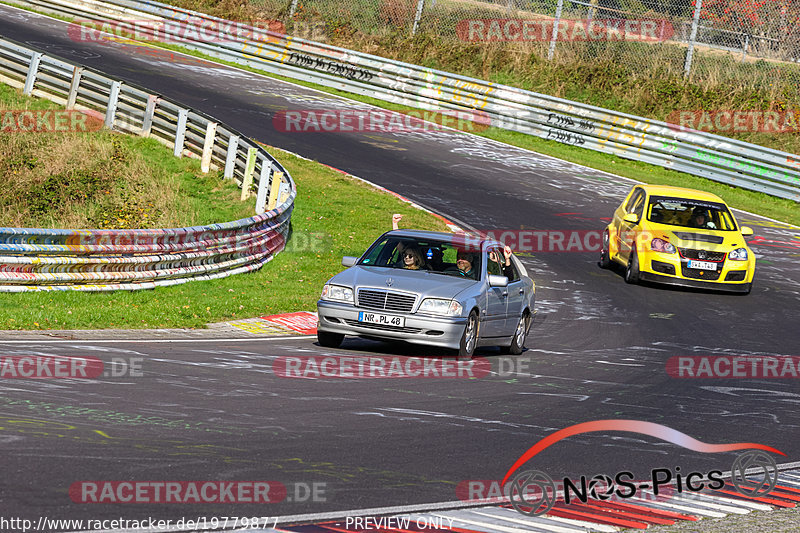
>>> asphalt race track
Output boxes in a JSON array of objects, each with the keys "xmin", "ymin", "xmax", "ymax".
[{"xmin": 1, "ymin": 4, "xmax": 800, "ymax": 527}]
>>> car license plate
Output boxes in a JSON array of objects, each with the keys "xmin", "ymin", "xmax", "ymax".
[
  {"xmin": 358, "ymin": 312, "xmax": 405, "ymax": 327},
  {"xmin": 688, "ymin": 260, "xmax": 717, "ymax": 271}
]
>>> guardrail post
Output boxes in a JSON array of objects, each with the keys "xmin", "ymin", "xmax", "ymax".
[
  {"xmin": 241, "ymin": 147, "xmax": 257, "ymax": 200},
  {"xmin": 255, "ymin": 162, "xmax": 272, "ymax": 214},
  {"xmin": 548, "ymin": 0, "xmax": 564, "ymax": 61},
  {"xmin": 289, "ymin": 0, "xmax": 299, "ymax": 18},
  {"xmin": 66, "ymin": 66, "xmax": 83, "ymax": 109},
  {"xmin": 23, "ymin": 52, "xmax": 43, "ymax": 95},
  {"xmin": 278, "ymin": 181, "xmax": 290, "ymax": 205},
  {"xmin": 741, "ymin": 34, "xmax": 749, "ymax": 62},
  {"xmin": 267, "ymin": 171, "xmax": 283, "ymax": 211},
  {"xmin": 684, "ymin": 0, "xmax": 703, "ymax": 78},
  {"xmin": 411, "ymin": 0, "xmax": 425, "ymax": 35},
  {"xmin": 224, "ymin": 135, "xmax": 240, "ymax": 179},
  {"xmin": 174, "ymin": 108, "xmax": 189, "ymax": 157},
  {"xmin": 201, "ymin": 121, "xmax": 218, "ymax": 173},
  {"xmin": 142, "ymin": 95, "xmax": 159, "ymax": 137},
  {"xmin": 105, "ymin": 81, "xmax": 121, "ymax": 130}
]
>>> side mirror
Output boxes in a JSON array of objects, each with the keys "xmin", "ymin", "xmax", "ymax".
[
  {"xmin": 342, "ymin": 256, "xmax": 357, "ymax": 267},
  {"xmin": 740, "ymin": 226, "xmax": 754, "ymax": 237},
  {"xmin": 488, "ymin": 274, "xmax": 509, "ymax": 287},
  {"xmin": 623, "ymin": 213, "xmax": 639, "ymax": 224}
]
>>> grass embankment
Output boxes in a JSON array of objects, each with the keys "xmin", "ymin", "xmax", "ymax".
[
  {"xmin": 0, "ymin": 83, "xmax": 446, "ymax": 329},
  {"xmin": 0, "ymin": 83, "xmax": 251, "ymax": 229}
]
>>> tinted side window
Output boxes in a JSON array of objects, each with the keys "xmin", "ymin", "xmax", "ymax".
[
  {"xmin": 487, "ymin": 247, "xmax": 503, "ymax": 276},
  {"xmin": 633, "ymin": 193, "xmax": 646, "ymax": 218},
  {"xmin": 624, "ymin": 188, "xmax": 643, "ymax": 212}
]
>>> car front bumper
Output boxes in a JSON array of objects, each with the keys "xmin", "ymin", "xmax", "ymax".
[
  {"xmin": 317, "ymin": 300, "xmax": 467, "ymax": 349},
  {"xmin": 638, "ymin": 271, "xmax": 751, "ymax": 293}
]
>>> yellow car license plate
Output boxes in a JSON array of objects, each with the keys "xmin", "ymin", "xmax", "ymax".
[{"xmin": 688, "ymin": 260, "xmax": 717, "ymax": 271}]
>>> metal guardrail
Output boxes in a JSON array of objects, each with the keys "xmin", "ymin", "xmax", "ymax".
[
  {"xmin": 12, "ymin": 0, "xmax": 799, "ymax": 202},
  {"xmin": 0, "ymin": 36, "xmax": 296, "ymax": 291}
]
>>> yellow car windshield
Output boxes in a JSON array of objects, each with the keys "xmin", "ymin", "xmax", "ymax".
[{"xmin": 647, "ymin": 196, "xmax": 737, "ymax": 231}]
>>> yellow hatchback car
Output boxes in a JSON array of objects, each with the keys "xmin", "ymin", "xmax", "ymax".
[{"xmin": 600, "ymin": 185, "xmax": 755, "ymax": 293}]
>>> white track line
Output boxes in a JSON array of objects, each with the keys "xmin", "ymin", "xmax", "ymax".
[
  {"xmin": 431, "ymin": 510, "xmax": 618, "ymax": 533},
  {"xmin": 0, "ymin": 336, "xmax": 314, "ymax": 344},
  {"xmin": 469, "ymin": 507, "xmax": 602, "ymax": 533}
]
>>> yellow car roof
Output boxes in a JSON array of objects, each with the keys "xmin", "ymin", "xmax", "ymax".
[{"xmin": 638, "ymin": 184, "xmax": 725, "ymax": 204}]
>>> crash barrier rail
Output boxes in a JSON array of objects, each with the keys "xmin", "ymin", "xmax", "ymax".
[
  {"xmin": 0, "ymin": 36, "xmax": 295, "ymax": 291},
  {"xmin": 12, "ymin": 0, "xmax": 800, "ymax": 203}
]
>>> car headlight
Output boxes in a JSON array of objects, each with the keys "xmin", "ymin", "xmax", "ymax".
[
  {"xmin": 729, "ymin": 248, "xmax": 748, "ymax": 261},
  {"xmin": 651, "ymin": 238, "xmax": 676, "ymax": 254},
  {"xmin": 418, "ymin": 298, "xmax": 463, "ymax": 316},
  {"xmin": 320, "ymin": 284, "xmax": 354, "ymax": 303}
]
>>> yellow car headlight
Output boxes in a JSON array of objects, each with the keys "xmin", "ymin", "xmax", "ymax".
[
  {"xmin": 729, "ymin": 248, "xmax": 748, "ymax": 261},
  {"xmin": 651, "ymin": 238, "xmax": 676, "ymax": 254}
]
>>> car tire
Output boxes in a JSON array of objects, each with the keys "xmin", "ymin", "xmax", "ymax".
[
  {"xmin": 624, "ymin": 249, "xmax": 640, "ymax": 284},
  {"xmin": 502, "ymin": 312, "xmax": 530, "ymax": 355},
  {"xmin": 742, "ymin": 282, "xmax": 752, "ymax": 295},
  {"xmin": 458, "ymin": 310, "xmax": 479, "ymax": 360},
  {"xmin": 599, "ymin": 230, "xmax": 612, "ymax": 269},
  {"xmin": 317, "ymin": 330, "xmax": 344, "ymax": 348}
]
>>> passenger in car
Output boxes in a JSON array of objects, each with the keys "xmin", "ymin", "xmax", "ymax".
[
  {"xmin": 501, "ymin": 245, "xmax": 515, "ymax": 279},
  {"xmin": 489, "ymin": 246, "xmax": 515, "ymax": 279},
  {"xmin": 401, "ymin": 247, "xmax": 425, "ymax": 270}
]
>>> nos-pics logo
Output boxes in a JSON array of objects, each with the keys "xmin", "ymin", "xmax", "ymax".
[{"xmin": 501, "ymin": 420, "xmax": 784, "ymax": 516}]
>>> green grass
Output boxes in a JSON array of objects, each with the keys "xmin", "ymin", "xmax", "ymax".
[{"xmin": 0, "ymin": 142, "xmax": 447, "ymax": 330}]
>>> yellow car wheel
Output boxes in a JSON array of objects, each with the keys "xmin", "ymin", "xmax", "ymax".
[
  {"xmin": 599, "ymin": 230, "xmax": 612, "ymax": 269},
  {"xmin": 624, "ymin": 249, "xmax": 640, "ymax": 284}
]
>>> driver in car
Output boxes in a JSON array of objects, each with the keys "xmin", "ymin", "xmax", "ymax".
[
  {"xmin": 454, "ymin": 251, "xmax": 477, "ymax": 279},
  {"xmin": 690, "ymin": 209, "xmax": 716, "ymax": 229}
]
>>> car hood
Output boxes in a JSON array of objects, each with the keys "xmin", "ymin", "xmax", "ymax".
[
  {"xmin": 644, "ymin": 224, "xmax": 749, "ymax": 251},
  {"xmin": 329, "ymin": 266, "xmax": 478, "ymax": 299}
]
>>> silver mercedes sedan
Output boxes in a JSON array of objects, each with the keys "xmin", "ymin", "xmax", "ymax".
[{"xmin": 316, "ymin": 230, "xmax": 535, "ymax": 359}]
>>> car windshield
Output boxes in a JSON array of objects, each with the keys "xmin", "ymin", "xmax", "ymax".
[
  {"xmin": 358, "ymin": 236, "xmax": 481, "ymax": 280},
  {"xmin": 646, "ymin": 196, "xmax": 737, "ymax": 231}
]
